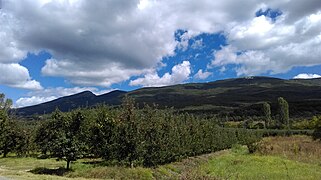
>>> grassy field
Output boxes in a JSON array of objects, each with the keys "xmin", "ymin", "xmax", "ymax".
[
  {"xmin": 256, "ymin": 135, "xmax": 321, "ymax": 164},
  {"xmin": 198, "ymin": 147, "xmax": 321, "ymax": 179},
  {"xmin": 0, "ymin": 135, "xmax": 320, "ymax": 180}
]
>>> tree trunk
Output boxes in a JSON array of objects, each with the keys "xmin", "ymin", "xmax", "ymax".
[
  {"xmin": 66, "ymin": 160, "xmax": 71, "ymax": 170},
  {"xmin": 3, "ymin": 148, "xmax": 8, "ymax": 158}
]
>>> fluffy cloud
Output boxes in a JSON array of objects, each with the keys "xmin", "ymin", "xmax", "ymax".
[
  {"xmin": 0, "ymin": 11, "xmax": 27, "ymax": 63},
  {"xmin": 15, "ymin": 86, "xmax": 115, "ymax": 107},
  {"xmin": 1, "ymin": 0, "xmax": 179, "ymax": 86},
  {"xmin": 293, "ymin": 73, "xmax": 321, "ymax": 79},
  {"xmin": 1, "ymin": 0, "xmax": 321, "ymax": 87},
  {"xmin": 0, "ymin": 7, "xmax": 42, "ymax": 90},
  {"xmin": 194, "ymin": 69, "xmax": 212, "ymax": 80},
  {"xmin": 16, "ymin": 96, "xmax": 56, "ymax": 108},
  {"xmin": 130, "ymin": 61, "xmax": 191, "ymax": 87},
  {"xmin": 211, "ymin": 45, "xmax": 273, "ymax": 76},
  {"xmin": 41, "ymin": 58, "xmax": 145, "ymax": 87},
  {"xmin": 0, "ymin": 63, "xmax": 42, "ymax": 90},
  {"xmin": 212, "ymin": 8, "xmax": 321, "ymax": 75}
]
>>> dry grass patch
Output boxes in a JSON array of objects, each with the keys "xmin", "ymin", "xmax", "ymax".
[{"xmin": 257, "ymin": 135, "xmax": 321, "ymax": 164}]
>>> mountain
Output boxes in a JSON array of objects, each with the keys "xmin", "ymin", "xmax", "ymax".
[
  {"xmin": 15, "ymin": 77, "xmax": 321, "ymax": 118},
  {"xmin": 128, "ymin": 76, "xmax": 321, "ymax": 117},
  {"xmin": 15, "ymin": 90, "xmax": 127, "ymax": 116}
]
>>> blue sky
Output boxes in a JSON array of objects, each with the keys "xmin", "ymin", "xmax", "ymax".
[{"xmin": 0, "ymin": 0, "xmax": 321, "ymax": 107}]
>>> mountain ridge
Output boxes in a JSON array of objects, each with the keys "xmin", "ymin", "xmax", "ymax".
[
  {"xmin": 16, "ymin": 90, "xmax": 127, "ymax": 116},
  {"xmin": 15, "ymin": 76, "xmax": 321, "ymax": 117}
]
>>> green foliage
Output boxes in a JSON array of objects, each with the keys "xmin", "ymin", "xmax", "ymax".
[
  {"xmin": 82, "ymin": 98, "xmax": 263, "ymax": 167},
  {"xmin": 259, "ymin": 129, "xmax": 313, "ymax": 137},
  {"xmin": 88, "ymin": 105, "xmax": 117, "ymax": 158},
  {"xmin": 0, "ymin": 93, "xmax": 12, "ymax": 111},
  {"xmin": 262, "ymin": 102, "xmax": 272, "ymax": 128},
  {"xmin": 35, "ymin": 109, "xmax": 86, "ymax": 169},
  {"xmin": 32, "ymin": 98, "xmax": 269, "ymax": 168},
  {"xmin": 0, "ymin": 116, "xmax": 16, "ymax": 157},
  {"xmin": 0, "ymin": 93, "xmax": 28, "ymax": 157},
  {"xmin": 312, "ymin": 116, "xmax": 321, "ymax": 140},
  {"xmin": 278, "ymin": 97, "xmax": 290, "ymax": 129},
  {"xmin": 291, "ymin": 116, "xmax": 321, "ymax": 130}
]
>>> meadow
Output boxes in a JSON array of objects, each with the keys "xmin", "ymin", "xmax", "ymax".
[{"xmin": 1, "ymin": 135, "xmax": 320, "ymax": 180}]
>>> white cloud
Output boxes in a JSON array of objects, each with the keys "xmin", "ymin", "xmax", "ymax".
[
  {"xmin": 293, "ymin": 73, "xmax": 321, "ymax": 79},
  {"xmin": 0, "ymin": 63, "xmax": 42, "ymax": 90},
  {"xmin": 0, "ymin": 11, "xmax": 27, "ymax": 63},
  {"xmin": 194, "ymin": 69, "xmax": 212, "ymax": 80},
  {"xmin": 215, "ymin": 9, "xmax": 321, "ymax": 76},
  {"xmin": 130, "ymin": 61, "xmax": 191, "ymax": 87},
  {"xmin": 0, "ymin": 0, "xmax": 321, "ymax": 86},
  {"xmin": 16, "ymin": 96, "xmax": 56, "ymax": 108},
  {"xmin": 15, "ymin": 86, "xmax": 115, "ymax": 107},
  {"xmin": 176, "ymin": 31, "xmax": 191, "ymax": 51},
  {"xmin": 211, "ymin": 45, "xmax": 274, "ymax": 76},
  {"xmin": 41, "ymin": 58, "xmax": 146, "ymax": 87}
]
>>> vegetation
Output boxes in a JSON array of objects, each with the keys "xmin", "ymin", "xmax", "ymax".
[
  {"xmin": 2, "ymin": 90, "xmax": 321, "ymax": 179},
  {"xmin": 278, "ymin": 97, "xmax": 290, "ymax": 128},
  {"xmin": 256, "ymin": 135, "xmax": 321, "ymax": 164},
  {"xmin": 16, "ymin": 76, "xmax": 321, "ymax": 118},
  {"xmin": 33, "ymin": 96, "xmax": 262, "ymax": 168},
  {"xmin": 1, "ymin": 136, "xmax": 321, "ymax": 179},
  {"xmin": 0, "ymin": 94, "xmax": 28, "ymax": 158},
  {"xmin": 48, "ymin": 110, "xmax": 86, "ymax": 169},
  {"xmin": 312, "ymin": 116, "xmax": 321, "ymax": 140},
  {"xmin": 200, "ymin": 148, "xmax": 321, "ymax": 179},
  {"xmin": 262, "ymin": 102, "xmax": 272, "ymax": 128}
]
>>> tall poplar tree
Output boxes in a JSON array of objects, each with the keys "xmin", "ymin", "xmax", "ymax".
[
  {"xmin": 278, "ymin": 97, "xmax": 290, "ymax": 129},
  {"xmin": 263, "ymin": 102, "xmax": 272, "ymax": 128}
]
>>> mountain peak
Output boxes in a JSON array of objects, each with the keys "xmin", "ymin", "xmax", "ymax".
[{"xmin": 61, "ymin": 90, "xmax": 96, "ymax": 99}]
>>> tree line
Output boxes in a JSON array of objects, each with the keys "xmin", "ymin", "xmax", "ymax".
[
  {"xmin": 1, "ymin": 95, "xmax": 262, "ymax": 169},
  {"xmin": 1, "ymin": 93, "xmax": 320, "ymax": 169}
]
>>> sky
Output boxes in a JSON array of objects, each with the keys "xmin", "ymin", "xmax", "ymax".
[{"xmin": 0, "ymin": 0, "xmax": 321, "ymax": 108}]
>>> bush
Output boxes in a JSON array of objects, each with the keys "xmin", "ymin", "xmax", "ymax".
[{"xmin": 247, "ymin": 143, "xmax": 259, "ymax": 154}]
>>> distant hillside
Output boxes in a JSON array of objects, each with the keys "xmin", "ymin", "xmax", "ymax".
[
  {"xmin": 15, "ymin": 76, "xmax": 321, "ymax": 118},
  {"xmin": 128, "ymin": 77, "xmax": 321, "ymax": 117},
  {"xmin": 16, "ymin": 90, "xmax": 127, "ymax": 116}
]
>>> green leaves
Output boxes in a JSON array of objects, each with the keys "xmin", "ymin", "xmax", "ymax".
[
  {"xmin": 263, "ymin": 102, "xmax": 272, "ymax": 128},
  {"xmin": 312, "ymin": 116, "xmax": 321, "ymax": 140},
  {"xmin": 34, "ymin": 98, "xmax": 263, "ymax": 168},
  {"xmin": 87, "ymin": 99, "xmax": 263, "ymax": 167},
  {"xmin": 35, "ymin": 109, "xmax": 86, "ymax": 169},
  {"xmin": 278, "ymin": 97, "xmax": 290, "ymax": 129}
]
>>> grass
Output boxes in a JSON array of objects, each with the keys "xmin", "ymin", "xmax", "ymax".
[
  {"xmin": 0, "ymin": 156, "xmax": 89, "ymax": 180},
  {"xmin": 1, "ymin": 135, "xmax": 321, "ymax": 179},
  {"xmin": 200, "ymin": 150, "xmax": 321, "ymax": 179},
  {"xmin": 0, "ymin": 156, "xmax": 154, "ymax": 180},
  {"xmin": 257, "ymin": 135, "xmax": 321, "ymax": 164},
  {"xmin": 66, "ymin": 164, "xmax": 153, "ymax": 180}
]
